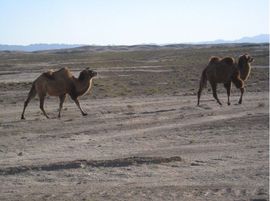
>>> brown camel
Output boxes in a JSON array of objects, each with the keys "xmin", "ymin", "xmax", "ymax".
[
  {"xmin": 21, "ymin": 67, "xmax": 97, "ymax": 119},
  {"xmin": 197, "ymin": 54, "xmax": 254, "ymax": 106}
]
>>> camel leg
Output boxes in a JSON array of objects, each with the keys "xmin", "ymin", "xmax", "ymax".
[
  {"xmin": 73, "ymin": 98, "xmax": 87, "ymax": 116},
  {"xmin": 232, "ymin": 78, "xmax": 244, "ymax": 104},
  {"xmin": 58, "ymin": 94, "xmax": 66, "ymax": 118},
  {"xmin": 39, "ymin": 95, "xmax": 49, "ymax": 119},
  {"xmin": 210, "ymin": 81, "xmax": 222, "ymax": 105},
  {"xmin": 224, "ymin": 82, "xmax": 232, "ymax": 105},
  {"xmin": 238, "ymin": 87, "xmax": 245, "ymax": 104}
]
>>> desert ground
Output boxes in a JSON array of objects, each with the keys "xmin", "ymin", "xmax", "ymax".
[{"xmin": 0, "ymin": 44, "xmax": 269, "ymax": 201}]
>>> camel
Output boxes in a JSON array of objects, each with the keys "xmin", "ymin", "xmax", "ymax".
[
  {"xmin": 197, "ymin": 54, "xmax": 254, "ymax": 106},
  {"xmin": 21, "ymin": 67, "xmax": 97, "ymax": 119}
]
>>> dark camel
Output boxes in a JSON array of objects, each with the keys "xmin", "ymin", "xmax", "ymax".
[{"xmin": 197, "ymin": 54, "xmax": 254, "ymax": 106}]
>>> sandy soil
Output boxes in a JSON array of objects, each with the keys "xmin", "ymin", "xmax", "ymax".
[
  {"xmin": 0, "ymin": 88, "xmax": 268, "ymax": 200},
  {"xmin": 0, "ymin": 46, "xmax": 269, "ymax": 200}
]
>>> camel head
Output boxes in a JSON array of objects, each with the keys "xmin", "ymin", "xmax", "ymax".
[
  {"xmin": 78, "ymin": 68, "xmax": 97, "ymax": 81},
  {"xmin": 239, "ymin": 54, "xmax": 254, "ymax": 65}
]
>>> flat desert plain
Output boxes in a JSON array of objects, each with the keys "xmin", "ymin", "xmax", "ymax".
[{"xmin": 0, "ymin": 44, "xmax": 269, "ymax": 201}]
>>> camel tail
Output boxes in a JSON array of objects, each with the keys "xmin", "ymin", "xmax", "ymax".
[
  {"xmin": 197, "ymin": 68, "xmax": 207, "ymax": 106},
  {"xmin": 199, "ymin": 68, "xmax": 207, "ymax": 89},
  {"xmin": 28, "ymin": 82, "xmax": 37, "ymax": 98},
  {"xmin": 21, "ymin": 82, "xmax": 37, "ymax": 119}
]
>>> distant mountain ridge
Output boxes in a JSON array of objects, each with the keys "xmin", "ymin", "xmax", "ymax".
[
  {"xmin": 0, "ymin": 44, "xmax": 83, "ymax": 52},
  {"xmin": 199, "ymin": 34, "xmax": 269, "ymax": 44},
  {"xmin": 0, "ymin": 34, "xmax": 268, "ymax": 52}
]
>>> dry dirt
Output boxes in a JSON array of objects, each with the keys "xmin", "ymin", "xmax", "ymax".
[{"xmin": 0, "ymin": 45, "xmax": 269, "ymax": 201}]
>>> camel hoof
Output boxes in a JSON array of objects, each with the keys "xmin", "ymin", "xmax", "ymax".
[
  {"xmin": 82, "ymin": 113, "xmax": 88, "ymax": 116},
  {"xmin": 227, "ymin": 102, "xmax": 231, "ymax": 106},
  {"xmin": 21, "ymin": 116, "xmax": 25, "ymax": 120}
]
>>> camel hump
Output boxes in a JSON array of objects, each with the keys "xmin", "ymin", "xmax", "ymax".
[
  {"xmin": 43, "ymin": 70, "xmax": 55, "ymax": 80},
  {"xmin": 208, "ymin": 56, "xmax": 221, "ymax": 64},
  {"xmin": 57, "ymin": 67, "xmax": 69, "ymax": 73},
  {"xmin": 54, "ymin": 67, "xmax": 73, "ymax": 78},
  {"xmin": 221, "ymin": 57, "xmax": 235, "ymax": 65}
]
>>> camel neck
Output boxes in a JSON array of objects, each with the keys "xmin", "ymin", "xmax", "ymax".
[
  {"xmin": 74, "ymin": 77, "xmax": 92, "ymax": 97},
  {"xmin": 238, "ymin": 61, "xmax": 244, "ymax": 70},
  {"xmin": 237, "ymin": 62, "xmax": 251, "ymax": 81}
]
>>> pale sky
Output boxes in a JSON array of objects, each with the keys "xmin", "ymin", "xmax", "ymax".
[{"xmin": 0, "ymin": 0, "xmax": 269, "ymax": 45}]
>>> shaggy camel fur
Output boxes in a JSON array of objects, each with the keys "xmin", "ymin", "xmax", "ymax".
[
  {"xmin": 197, "ymin": 54, "xmax": 254, "ymax": 106},
  {"xmin": 21, "ymin": 67, "xmax": 97, "ymax": 119}
]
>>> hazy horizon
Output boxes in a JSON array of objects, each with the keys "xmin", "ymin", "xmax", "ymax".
[
  {"xmin": 0, "ymin": 33, "xmax": 268, "ymax": 46},
  {"xmin": 0, "ymin": 0, "xmax": 269, "ymax": 45}
]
